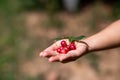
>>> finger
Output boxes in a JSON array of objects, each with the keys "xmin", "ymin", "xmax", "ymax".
[
  {"xmin": 59, "ymin": 50, "xmax": 79, "ymax": 62},
  {"xmin": 40, "ymin": 39, "xmax": 69, "ymax": 57},
  {"xmin": 44, "ymin": 43, "xmax": 57, "ymax": 52},
  {"xmin": 48, "ymin": 55, "xmax": 61, "ymax": 62},
  {"xmin": 39, "ymin": 43, "xmax": 58, "ymax": 57},
  {"xmin": 39, "ymin": 51, "xmax": 45, "ymax": 57},
  {"xmin": 40, "ymin": 50, "xmax": 58, "ymax": 57}
]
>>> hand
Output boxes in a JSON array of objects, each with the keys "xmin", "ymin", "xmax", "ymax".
[{"xmin": 39, "ymin": 39, "xmax": 88, "ymax": 63}]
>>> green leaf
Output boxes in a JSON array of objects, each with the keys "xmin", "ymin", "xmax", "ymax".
[
  {"xmin": 75, "ymin": 35, "xmax": 85, "ymax": 40},
  {"xmin": 53, "ymin": 35, "xmax": 85, "ymax": 42},
  {"xmin": 68, "ymin": 36, "xmax": 75, "ymax": 43}
]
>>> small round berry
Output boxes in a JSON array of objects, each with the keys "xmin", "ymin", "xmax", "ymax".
[
  {"xmin": 60, "ymin": 49, "xmax": 66, "ymax": 54},
  {"xmin": 71, "ymin": 41, "xmax": 75, "ymax": 45},
  {"xmin": 59, "ymin": 46, "xmax": 64, "ymax": 50},
  {"xmin": 56, "ymin": 48, "xmax": 61, "ymax": 53},
  {"xmin": 64, "ymin": 47, "xmax": 70, "ymax": 53},
  {"xmin": 66, "ymin": 45, "xmax": 70, "ymax": 49},
  {"xmin": 69, "ymin": 44, "xmax": 76, "ymax": 50},
  {"xmin": 61, "ymin": 40, "xmax": 67, "ymax": 47}
]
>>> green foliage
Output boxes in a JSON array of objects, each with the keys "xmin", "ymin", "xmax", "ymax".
[
  {"xmin": 0, "ymin": 0, "xmax": 36, "ymax": 80},
  {"xmin": 20, "ymin": 0, "xmax": 45, "ymax": 11},
  {"xmin": 112, "ymin": 0, "xmax": 120, "ymax": 19},
  {"xmin": 45, "ymin": 0, "xmax": 61, "ymax": 14},
  {"xmin": 54, "ymin": 36, "xmax": 85, "ymax": 42},
  {"xmin": 20, "ymin": 0, "xmax": 62, "ymax": 14},
  {"xmin": 75, "ymin": 36, "xmax": 86, "ymax": 41}
]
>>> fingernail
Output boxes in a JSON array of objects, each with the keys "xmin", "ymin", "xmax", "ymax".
[
  {"xmin": 49, "ymin": 58, "xmax": 53, "ymax": 62},
  {"xmin": 39, "ymin": 52, "xmax": 43, "ymax": 56},
  {"xmin": 60, "ymin": 57, "xmax": 63, "ymax": 61},
  {"xmin": 43, "ymin": 52, "xmax": 48, "ymax": 57},
  {"xmin": 60, "ymin": 56, "xmax": 66, "ymax": 61}
]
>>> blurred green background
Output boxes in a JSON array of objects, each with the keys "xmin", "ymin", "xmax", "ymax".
[{"xmin": 0, "ymin": 0, "xmax": 120, "ymax": 80}]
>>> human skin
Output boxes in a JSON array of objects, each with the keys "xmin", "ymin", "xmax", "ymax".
[
  {"xmin": 39, "ymin": 20, "xmax": 120, "ymax": 63},
  {"xmin": 83, "ymin": 20, "xmax": 120, "ymax": 51}
]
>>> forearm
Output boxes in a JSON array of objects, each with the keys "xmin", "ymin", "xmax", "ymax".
[{"xmin": 82, "ymin": 20, "xmax": 120, "ymax": 52}]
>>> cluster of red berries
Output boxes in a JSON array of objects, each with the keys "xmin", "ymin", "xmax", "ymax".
[{"xmin": 56, "ymin": 40, "xmax": 76, "ymax": 54}]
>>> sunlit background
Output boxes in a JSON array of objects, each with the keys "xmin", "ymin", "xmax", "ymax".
[{"xmin": 0, "ymin": 0, "xmax": 120, "ymax": 80}]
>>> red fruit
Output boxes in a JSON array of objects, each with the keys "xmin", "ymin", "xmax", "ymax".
[
  {"xmin": 71, "ymin": 41, "xmax": 75, "ymax": 45},
  {"xmin": 56, "ymin": 40, "xmax": 76, "ymax": 54},
  {"xmin": 69, "ymin": 43, "xmax": 76, "ymax": 50},
  {"xmin": 60, "ymin": 49, "xmax": 67, "ymax": 54},
  {"xmin": 59, "ymin": 46, "xmax": 64, "ymax": 50},
  {"xmin": 61, "ymin": 40, "xmax": 67, "ymax": 47},
  {"xmin": 56, "ymin": 48, "xmax": 61, "ymax": 53},
  {"xmin": 64, "ymin": 47, "xmax": 70, "ymax": 53},
  {"xmin": 66, "ymin": 45, "xmax": 70, "ymax": 49}
]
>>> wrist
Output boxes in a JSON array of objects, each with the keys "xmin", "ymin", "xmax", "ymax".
[{"xmin": 74, "ymin": 40, "xmax": 90, "ymax": 53}]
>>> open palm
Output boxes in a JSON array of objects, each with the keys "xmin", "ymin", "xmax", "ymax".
[{"xmin": 40, "ymin": 39, "xmax": 88, "ymax": 63}]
